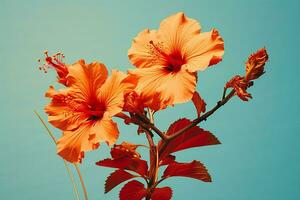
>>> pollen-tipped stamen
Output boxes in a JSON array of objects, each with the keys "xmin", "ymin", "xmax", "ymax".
[
  {"xmin": 38, "ymin": 51, "xmax": 66, "ymax": 71},
  {"xmin": 148, "ymin": 40, "xmax": 185, "ymax": 72},
  {"xmin": 38, "ymin": 51, "xmax": 69, "ymax": 84},
  {"xmin": 149, "ymin": 40, "xmax": 169, "ymax": 59}
]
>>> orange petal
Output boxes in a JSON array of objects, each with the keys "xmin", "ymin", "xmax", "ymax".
[
  {"xmin": 158, "ymin": 12, "xmax": 201, "ymax": 51},
  {"xmin": 97, "ymin": 70, "xmax": 137, "ymax": 116},
  {"xmin": 45, "ymin": 86, "xmax": 88, "ymax": 131},
  {"xmin": 184, "ymin": 29, "xmax": 224, "ymax": 72},
  {"xmin": 129, "ymin": 66, "xmax": 197, "ymax": 110},
  {"xmin": 128, "ymin": 29, "xmax": 167, "ymax": 68},
  {"xmin": 66, "ymin": 60, "xmax": 108, "ymax": 101},
  {"xmin": 45, "ymin": 85, "xmax": 59, "ymax": 97},
  {"xmin": 92, "ymin": 112, "xmax": 119, "ymax": 146},
  {"xmin": 57, "ymin": 122, "xmax": 99, "ymax": 163},
  {"xmin": 57, "ymin": 113, "xmax": 119, "ymax": 163}
]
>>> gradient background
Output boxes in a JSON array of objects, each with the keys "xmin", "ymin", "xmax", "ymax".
[{"xmin": 1, "ymin": 0, "xmax": 299, "ymax": 199}]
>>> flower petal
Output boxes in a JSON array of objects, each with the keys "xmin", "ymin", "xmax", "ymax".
[
  {"xmin": 97, "ymin": 70, "xmax": 137, "ymax": 116},
  {"xmin": 92, "ymin": 112, "xmax": 119, "ymax": 146},
  {"xmin": 184, "ymin": 29, "xmax": 224, "ymax": 72},
  {"xmin": 128, "ymin": 29, "xmax": 167, "ymax": 68},
  {"xmin": 45, "ymin": 86, "xmax": 88, "ymax": 131},
  {"xmin": 67, "ymin": 60, "xmax": 108, "ymax": 101},
  {"xmin": 158, "ymin": 12, "xmax": 201, "ymax": 51},
  {"xmin": 57, "ymin": 122, "xmax": 99, "ymax": 163},
  {"xmin": 129, "ymin": 66, "xmax": 196, "ymax": 110},
  {"xmin": 57, "ymin": 113, "xmax": 119, "ymax": 163}
]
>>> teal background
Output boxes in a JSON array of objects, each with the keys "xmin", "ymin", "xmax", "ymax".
[{"xmin": 1, "ymin": 0, "xmax": 299, "ymax": 199}]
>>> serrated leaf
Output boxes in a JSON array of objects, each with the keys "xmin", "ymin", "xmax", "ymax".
[
  {"xmin": 158, "ymin": 118, "xmax": 220, "ymax": 160},
  {"xmin": 192, "ymin": 91, "xmax": 206, "ymax": 117},
  {"xmin": 119, "ymin": 180, "xmax": 147, "ymax": 200},
  {"xmin": 105, "ymin": 169, "xmax": 135, "ymax": 193},
  {"xmin": 159, "ymin": 155, "xmax": 176, "ymax": 166},
  {"xmin": 151, "ymin": 187, "xmax": 173, "ymax": 200},
  {"xmin": 162, "ymin": 160, "xmax": 211, "ymax": 182},
  {"xmin": 96, "ymin": 157, "xmax": 148, "ymax": 176}
]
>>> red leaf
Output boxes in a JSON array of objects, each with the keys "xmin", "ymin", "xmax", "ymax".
[
  {"xmin": 96, "ymin": 157, "xmax": 148, "ymax": 176},
  {"xmin": 159, "ymin": 155, "xmax": 176, "ymax": 166},
  {"xmin": 151, "ymin": 187, "xmax": 173, "ymax": 200},
  {"xmin": 192, "ymin": 91, "xmax": 206, "ymax": 117},
  {"xmin": 119, "ymin": 180, "xmax": 147, "ymax": 200},
  {"xmin": 159, "ymin": 118, "xmax": 220, "ymax": 160},
  {"xmin": 162, "ymin": 160, "xmax": 211, "ymax": 182},
  {"xmin": 105, "ymin": 169, "xmax": 135, "ymax": 193}
]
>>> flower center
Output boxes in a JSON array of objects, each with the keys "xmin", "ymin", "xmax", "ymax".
[
  {"xmin": 149, "ymin": 41, "xmax": 185, "ymax": 72},
  {"xmin": 87, "ymin": 102, "xmax": 106, "ymax": 121},
  {"xmin": 165, "ymin": 51, "xmax": 186, "ymax": 72},
  {"xmin": 60, "ymin": 95, "xmax": 106, "ymax": 121}
]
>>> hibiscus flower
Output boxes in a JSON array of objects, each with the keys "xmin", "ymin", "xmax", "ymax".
[
  {"xmin": 128, "ymin": 12, "xmax": 224, "ymax": 110},
  {"xmin": 45, "ymin": 60, "xmax": 136, "ymax": 163}
]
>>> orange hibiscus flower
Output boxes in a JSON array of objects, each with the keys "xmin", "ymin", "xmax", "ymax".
[
  {"xmin": 128, "ymin": 12, "xmax": 224, "ymax": 110},
  {"xmin": 45, "ymin": 60, "xmax": 136, "ymax": 163}
]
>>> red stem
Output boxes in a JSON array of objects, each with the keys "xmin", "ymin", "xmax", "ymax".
[
  {"xmin": 136, "ymin": 113, "xmax": 168, "ymax": 141},
  {"xmin": 143, "ymin": 130, "xmax": 159, "ymax": 200}
]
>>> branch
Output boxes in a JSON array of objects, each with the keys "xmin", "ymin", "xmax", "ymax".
[
  {"xmin": 143, "ymin": 129, "xmax": 159, "ymax": 200},
  {"xmin": 142, "ymin": 128, "xmax": 158, "ymax": 184},
  {"xmin": 149, "ymin": 123, "xmax": 168, "ymax": 141},
  {"xmin": 116, "ymin": 111, "xmax": 168, "ymax": 141},
  {"xmin": 136, "ymin": 113, "xmax": 168, "ymax": 141},
  {"xmin": 222, "ymin": 87, "xmax": 227, "ymax": 100},
  {"xmin": 147, "ymin": 108, "xmax": 155, "ymax": 124},
  {"xmin": 159, "ymin": 89, "xmax": 235, "ymax": 155}
]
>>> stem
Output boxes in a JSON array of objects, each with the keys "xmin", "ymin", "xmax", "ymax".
[
  {"xmin": 116, "ymin": 111, "xmax": 168, "ymax": 141},
  {"xmin": 152, "ymin": 177, "xmax": 166, "ymax": 189},
  {"xmin": 34, "ymin": 111, "xmax": 88, "ymax": 200},
  {"xmin": 150, "ymin": 125, "xmax": 168, "ymax": 141},
  {"xmin": 34, "ymin": 110, "xmax": 57, "ymax": 143},
  {"xmin": 159, "ymin": 89, "xmax": 236, "ymax": 156},
  {"xmin": 144, "ymin": 130, "xmax": 159, "ymax": 200},
  {"xmin": 62, "ymin": 161, "xmax": 80, "ymax": 200},
  {"xmin": 75, "ymin": 164, "xmax": 89, "ymax": 200},
  {"xmin": 146, "ymin": 108, "xmax": 159, "ymax": 188},
  {"xmin": 222, "ymin": 87, "xmax": 227, "ymax": 100},
  {"xmin": 136, "ymin": 113, "xmax": 168, "ymax": 141},
  {"xmin": 147, "ymin": 108, "xmax": 154, "ymax": 124}
]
